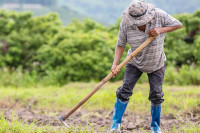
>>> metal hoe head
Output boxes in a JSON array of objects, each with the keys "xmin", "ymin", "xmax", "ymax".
[{"xmin": 59, "ymin": 116, "xmax": 70, "ymax": 128}]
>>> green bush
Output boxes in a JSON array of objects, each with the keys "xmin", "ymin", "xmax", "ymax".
[
  {"xmin": 165, "ymin": 65, "xmax": 200, "ymax": 85},
  {"xmin": 0, "ymin": 10, "xmax": 62, "ymax": 68},
  {"xmin": 0, "ymin": 9, "xmax": 200, "ymax": 86}
]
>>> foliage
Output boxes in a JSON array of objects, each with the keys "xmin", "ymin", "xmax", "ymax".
[
  {"xmin": 164, "ymin": 65, "xmax": 200, "ymax": 85},
  {"xmin": 31, "ymin": 19, "xmax": 125, "ymax": 83},
  {"xmin": 0, "ymin": 10, "xmax": 62, "ymax": 69},
  {"xmin": 0, "ymin": 9, "xmax": 200, "ymax": 85},
  {"xmin": 164, "ymin": 9, "xmax": 200, "ymax": 66}
]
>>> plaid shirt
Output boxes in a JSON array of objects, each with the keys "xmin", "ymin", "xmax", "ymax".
[{"xmin": 117, "ymin": 8, "xmax": 182, "ymax": 73}]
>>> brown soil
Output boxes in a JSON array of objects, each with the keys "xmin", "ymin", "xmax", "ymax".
[{"xmin": 0, "ymin": 107, "xmax": 200, "ymax": 133}]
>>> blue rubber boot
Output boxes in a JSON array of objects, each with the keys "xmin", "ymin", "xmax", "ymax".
[
  {"xmin": 151, "ymin": 103, "xmax": 162, "ymax": 133},
  {"xmin": 110, "ymin": 98, "xmax": 129, "ymax": 133}
]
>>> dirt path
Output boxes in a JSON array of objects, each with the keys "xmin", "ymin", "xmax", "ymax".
[{"xmin": 1, "ymin": 107, "xmax": 200, "ymax": 132}]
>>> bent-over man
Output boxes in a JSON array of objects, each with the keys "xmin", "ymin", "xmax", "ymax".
[{"xmin": 110, "ymin": 1, "xmax": 182, "ymax": 133}]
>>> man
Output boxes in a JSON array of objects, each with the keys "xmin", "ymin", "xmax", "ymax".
[{"xmin": 110, "ymin": 1, "xmax": 182, "ymax": 133}]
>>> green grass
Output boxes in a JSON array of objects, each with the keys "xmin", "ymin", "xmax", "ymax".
[
  {"xmin": 0, "ymin": 115, "xmax": 199, "ymax": 133},
  {"xmin": 0, "ymin": 115, "xmax": 104, "ymax": 133},
  {"xmin": 0, "ymin": 82, "xmax": 200, "ymax": 132},
  {"xmin": 175, "ymin": 125, "xmax": 200, "ymax": 133},
  {"xmin": 0, "ymin": 112, "xmax": 110, "ymax": 133},
  {"xmin": 0, "ymin": 82, "xmax": 200, "ymax": 114}
]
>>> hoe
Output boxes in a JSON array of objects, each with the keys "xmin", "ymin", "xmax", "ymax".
[{"xmin": 59, "ymin": 37, "xmax": 155, "ymax": 128}]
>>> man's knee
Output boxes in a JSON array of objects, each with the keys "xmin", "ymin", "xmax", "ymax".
[
  {"xmin": 149, "ymin": 91, "xmax": 164, "ymax": 104},
  {"xmin": 116, "ymin": 84, "xmax": 133, "ymax": 101}
]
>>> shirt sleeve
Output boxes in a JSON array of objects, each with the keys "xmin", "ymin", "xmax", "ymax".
[
  {"xmin": 159, "ymin": 9, "xmax": 182, "ymax": 27},
  {"xmin": 117, "ymin": 20, "xmax": 127, "ymax": 47}
]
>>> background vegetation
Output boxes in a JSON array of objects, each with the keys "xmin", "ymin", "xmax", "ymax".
[
  {"xmin": 0, "ymin": 9, "xmax": 200, "ymax": 86},
  {"xmin": 0, "ymin": 2, "xmax": 200, "ymax": 133}
]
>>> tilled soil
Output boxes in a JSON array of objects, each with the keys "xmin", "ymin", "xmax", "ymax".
[{"xmin": 0, "ymin": 107, "xmax": 200, "ymax": 133}]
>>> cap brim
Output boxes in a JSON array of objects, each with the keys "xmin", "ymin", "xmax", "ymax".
[{"xmin": 123, "ymin": 4, "xmax": 155, "ymax": 26}]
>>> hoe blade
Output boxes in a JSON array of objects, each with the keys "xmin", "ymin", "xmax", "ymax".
[{"xmin": 59, "ymin": 116, "xmax": 70, "ymax": 128}]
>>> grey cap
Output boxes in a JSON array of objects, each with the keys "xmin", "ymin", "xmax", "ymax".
[{"xmin": 123, "ymin": 1, "xmax": 155, "ymax": 26}]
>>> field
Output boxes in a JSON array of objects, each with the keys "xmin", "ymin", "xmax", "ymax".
[
  {"xmin": 0, "ymin": 2, "xmax": 200, "ymax": 133},
  {"xmin": 0, "ymin": 82, "xmax": 200, "ymax": 133}
]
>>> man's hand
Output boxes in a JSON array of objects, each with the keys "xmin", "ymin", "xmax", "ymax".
[
  {"xmin": 148, "ymin": 25, "xmax": 182, "ymax": 37},
  {"xmin": 148, "ymin": 28, "xmax": 161, "ymax": 37},
  {"xmin": 111, "ymin": 64, "xmax": 120, "ymax": 77}
]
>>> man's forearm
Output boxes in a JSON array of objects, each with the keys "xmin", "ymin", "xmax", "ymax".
[
  {"xmin": 113, "ymin": 45, "xmax": 125, "ymax": 65},
  {"xmin": 148, "ymin": 25, "xmax": 182, "ymax": 37},
  {"xmin": 159, "ymin": 25, "xmax": 182, "ymax": 34}
]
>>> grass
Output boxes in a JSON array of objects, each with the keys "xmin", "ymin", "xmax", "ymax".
[
  {"xmin": 0, "ymin": 114, "xmax": 103, "ymax": 133},
  {"xmin": 0, "ymin": 82, "xmax": 200, "ymax": 114},
  {"xmin": 176, "ymin": 125, "xmax": 200, "ymax": 133},
  {"xmin": 0, "ymin": 115, "xmax": 200, "ymax": 133},
  {"xmin": 0, "ymin": 111, "xmax": 110, "ymax": 133},
  {"xmin": 0, "ymin": 82, "xmax": 200, "ymax": 132}
]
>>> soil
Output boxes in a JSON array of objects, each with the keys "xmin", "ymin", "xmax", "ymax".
[{"xmin": 0, "ymin": 107, "xmax": 200, "ymax": 133}]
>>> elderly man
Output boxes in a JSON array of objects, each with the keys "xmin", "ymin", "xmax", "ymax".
[{"xmin": 110, "ymin": 1, "xmax": 182, "ymax": 133}]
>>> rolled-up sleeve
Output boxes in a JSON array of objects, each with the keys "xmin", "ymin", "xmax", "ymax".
[
  {"xmin": 117, "ymin": 20, "xmax": 127, "ymax": 47},
  {"xmin": 160, "ymin": 9, "xmax": 182, "ymax": 27}
]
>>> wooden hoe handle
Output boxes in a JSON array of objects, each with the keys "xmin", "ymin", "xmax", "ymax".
[{"xmin": 61, "ymin": 37, "xmax": 155, "ymax": 120}]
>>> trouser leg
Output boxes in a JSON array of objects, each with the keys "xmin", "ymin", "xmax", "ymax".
[
  {"xmin": 110, "ymin": 63, "xmax": 142, "ymax": 132},
  {"xmin": 116, "ymin": 63, "xmax": 143, "ymax": 101},
  {"xmin": 148, "ymin": 66, "xmax": 165, "ymax": 104},
  {"xmin": 148, "ymin": 66, "xmax": 165, "ymax": 132}
]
